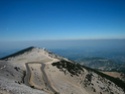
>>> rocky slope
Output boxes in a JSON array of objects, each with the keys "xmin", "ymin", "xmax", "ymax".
[{"xmin": 0, "ymin": 47, "xmax": 125, "ymax": 94}]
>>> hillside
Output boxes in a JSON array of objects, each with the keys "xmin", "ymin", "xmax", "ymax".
[{"xmin": 0, "ymin": 47, "xmax": 125, "ymax": 94}]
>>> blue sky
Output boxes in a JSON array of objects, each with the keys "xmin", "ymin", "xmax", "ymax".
[{"xmin": 0, "ymin": 0, "xmax": 125, "ymax": 41}]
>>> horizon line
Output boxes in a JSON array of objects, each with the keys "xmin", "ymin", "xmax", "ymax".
[{"xmin": 0, "ymin": 38, "xmax": 125, "ymax": 42}]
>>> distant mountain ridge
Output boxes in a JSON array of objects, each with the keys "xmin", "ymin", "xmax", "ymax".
[{"xmin": 76, "ymin": 57, "xmax": 125, "ymax": 72}]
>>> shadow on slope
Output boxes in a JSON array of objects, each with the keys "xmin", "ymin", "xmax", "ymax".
[{"xmin": 0, "ymin": 46, "xmax": 35, "ymax": 60}]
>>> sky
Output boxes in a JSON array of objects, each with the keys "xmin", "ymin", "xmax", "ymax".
[{"xmin": 0, "ymin": 0, "xmax": 125, "ymax": 41}]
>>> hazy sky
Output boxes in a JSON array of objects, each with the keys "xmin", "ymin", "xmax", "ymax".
[{"xmin": 0, "ymin": 0, "xmax": 125, "ymax": 41}]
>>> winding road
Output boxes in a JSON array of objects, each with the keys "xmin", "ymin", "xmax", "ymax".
[{"xmin": 24, "ymin": 62, "xmax": 57, "ymax": 93}]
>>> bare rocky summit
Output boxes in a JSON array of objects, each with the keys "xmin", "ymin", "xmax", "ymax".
[{"xmin": 0, "ymin": 47, "xmax": 125, "ymax": 94}]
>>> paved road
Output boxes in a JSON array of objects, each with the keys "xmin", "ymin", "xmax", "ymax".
[{"xmin": 24, "ymin": 62, "xmax": 57, "ymax": 93}]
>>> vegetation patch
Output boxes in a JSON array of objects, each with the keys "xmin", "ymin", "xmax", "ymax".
[{"xmin": 52, "ymin": 60, "xmax": 83, "ymax": 76}]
